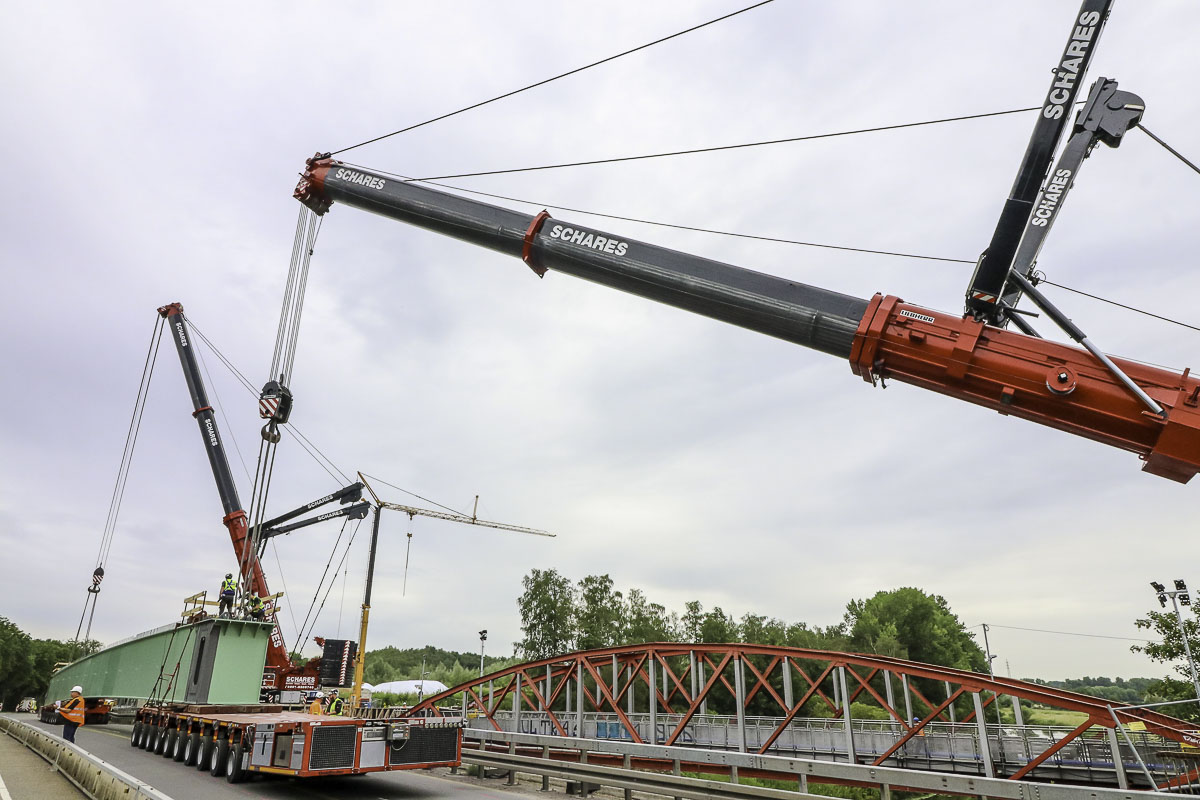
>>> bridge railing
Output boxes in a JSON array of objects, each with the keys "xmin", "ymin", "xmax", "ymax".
[{"xmin": 472, "ymin": 710, "xmax": 1184, "ymax": 789}]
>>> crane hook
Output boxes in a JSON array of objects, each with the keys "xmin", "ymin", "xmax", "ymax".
[{"xmin": 261, "ymin": 421, "xmax": 281, "ymax": 444}]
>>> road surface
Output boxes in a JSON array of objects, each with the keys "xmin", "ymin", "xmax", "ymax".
[{"xmin": 6, "ymin": 716, "xmax": 543, "ymax": 799}]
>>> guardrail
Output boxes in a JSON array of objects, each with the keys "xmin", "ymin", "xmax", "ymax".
[
  {"xmin": 0, "ymin": 716, "xmax": 175, "ymax": 800},
  {"xmin": 463, "ymin": 728, "xmax": 1171, "ymax": 800}
]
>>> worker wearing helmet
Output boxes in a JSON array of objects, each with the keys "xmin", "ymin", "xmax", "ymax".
[
  {"xmin": 247, "ymin": 593, "xmax": 266, "ymax": 621},
  {"xmin": 308, "ymin": 691, "xmax": 325, "ymax": 715},
  {"xmin": 327, "ymin": 689, "xmax": 345, "ymax": 716},
  {"xmin": 218, "ymin": 573, "xmax": 237, "ymax": 618},
  {"xmin": 57, "ymin": 686, "xmax": 86, "ymax": 742}
]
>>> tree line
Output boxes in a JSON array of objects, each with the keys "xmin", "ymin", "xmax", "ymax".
[
  {"xmin": 516, "ymin": 569, "xmax": 988, "ymax": 672},
  {"xmin": 0, "ymin": 616, "xmax": 100, "ymax": 710}
]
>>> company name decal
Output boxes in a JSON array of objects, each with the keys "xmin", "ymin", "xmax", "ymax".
[
  {"xmin": 1043, "ymin": 11, "xmax": 1100, "ymax": 120},
  {"xmin": 1031, "ymin": 169, "xmax": 1072, "ymax": 227},
  {"xmin": 334, "ymin": 168, "xmax": 386, "ymax": 190},
  {"xmin": 548, "ymin": 224, "xmax": 628, "ymax": 256},
  {"xmin": 899, "ymin": 309, "xmax": 936, "ymax": 324}
]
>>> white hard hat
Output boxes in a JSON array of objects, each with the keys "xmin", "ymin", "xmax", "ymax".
[{"xmin": 71, "ymin": 685, "xmax": 83, "ymax": 693}]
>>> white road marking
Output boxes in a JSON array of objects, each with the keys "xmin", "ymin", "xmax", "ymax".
[{"xmin": 0, "ymin": 765, "xmax": 13, "ymax": 800}]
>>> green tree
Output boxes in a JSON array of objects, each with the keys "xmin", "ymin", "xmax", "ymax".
[
  {"xmin": 844, "ymin": 588, "xmax": 985, "ymax": 671},
  {"xmin": 699, "ymin": 607, "xmax": 739, "ymax": 643},
  {"xmin": 1132, "ymin": 605, "xmax": 1200, "ymax": 722},
  {"xmin": 623, "ymin": 589, "xmax": 677, "ymax": 643},
  {"xmin": 516, "ymin": 568, "xmax": 577, "ymax": 660},
  {"xmin": 682, "ymin": 601, "xmax": 705, "ymax": 642},
  {"xmin": 0, "ymin": 617, "xmax": 34, "ymax": 709},
  {"xmin": 575, "ymin": 574, "xmax": 626, "ymax": 650}
]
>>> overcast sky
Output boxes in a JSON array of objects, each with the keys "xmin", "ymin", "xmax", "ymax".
[{"xmin": 2, "ymin": 1, "xmax": 1198, "ymax": 683}]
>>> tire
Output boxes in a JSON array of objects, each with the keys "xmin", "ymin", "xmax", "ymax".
[
  {"xmin": 225, "ymin": 740, "xmax": 246, "ymax": 784},
  {"xmin": 197, "ymin": 732, "xmax": 215, "ymax": 771},
  {"xmin": 140, "ymin": 725, "xmax": 155, "ymax": 750},
  {"xmin": 210, "ymin": 737, "xmax": 229, "ymax": 777},
  {"xmin": 155, "ymin": 727, "xmax": 168, "ymax": 754},
  {"xmin": 130, "ymin": 722, "xmax": 142, "ymax": 747},
  {"xmin": 173, "ymin": 729, "xmax": 188, "ymax": 762},
  {"xmin": 183, "ymin": 731, "xmax": 200, "ymax": 766},
  {"xmin": 163, "ymin": 728, "xmax": 178, "ymax": 758}
]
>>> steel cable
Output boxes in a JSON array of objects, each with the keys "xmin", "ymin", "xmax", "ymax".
[{"xmin": 329, "ymin": 0, "xmax": 776, "ymax": 156}]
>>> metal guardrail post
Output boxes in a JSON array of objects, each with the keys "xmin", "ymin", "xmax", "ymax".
[
  {"xmin": 838, "ymin": 667, "xmax": 856, "ymax": 764},
  {"xmin": 735, "ymin": 657, "xmax": 747, "ymax": 753},
  {"xmin": 542, "ymin": 744, "xmax": 551, "ymax": 791},
  {"xmin": 514, "ymin": 672, "xmax": 522, "ymax": 729},
  {"xmin": 1106, "ymin": 726, "xmax": 1129, "ymax": 790},
  {"xmin": 650, "ymin": 657, "xmax": 658, "ymax": 745},
  {"xmin": 972, "ymin": 692, "xmax": 995, "ymax": 778},
  {"xmin": 623, "ymin": 753, "xmax": 633, "ymax": 800},
  {"xmin": 691, "ymin": 651, "xmax": 699, "ymax": 705}
]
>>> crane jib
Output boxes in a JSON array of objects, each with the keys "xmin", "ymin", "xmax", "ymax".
[{"xmin": 294, "ymin": 155, "xmax": 1200, "ymax": 483}]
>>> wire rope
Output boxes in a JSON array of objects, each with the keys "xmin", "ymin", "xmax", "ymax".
[
  {"xmin": 411, "ymin": 107, "xmax": 1040, "ymax": 182},
  {"xmin": 329, "ymin": 0, "xmax": 776, "ymax": 155},
  {"xmin": 1138, "ymin": 124, "xmax": 1200, "ymax": 177}
]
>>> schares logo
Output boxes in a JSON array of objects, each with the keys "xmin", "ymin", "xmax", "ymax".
[
  {"xmin": 547, "ymin": 224, "xmax": 629, "ymax": 256},
  {"xmin": 204, "ymin": 418, "xmax": 219, "ymax": 447},
  {"xmin": 333, "ymin": 168, "xmax": 386, "ymax": 190},
  {"xmin": 1030, "ymin": 169, "xmax": 1072, "ymax": 227},
  {"xmin": 1042, "ymin": 11, "xmax": 1100, "ymax": 120},
  {"xmin": 174, "ymin": 322, "xmax": 188, "ymax": 348}
]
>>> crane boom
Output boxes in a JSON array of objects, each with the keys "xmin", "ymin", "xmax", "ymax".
[
  {"xmin": 295, "ymin": 161, "xmax": 1200, "ymax": 483},
  {"xmin": 376, "ymin": 501, "xmax": 555, "ymax": 537}
]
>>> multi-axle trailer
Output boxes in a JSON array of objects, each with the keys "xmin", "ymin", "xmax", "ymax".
[{"xmin": 130, "ymin": 704, "xmax": 461, "ymax": 783}]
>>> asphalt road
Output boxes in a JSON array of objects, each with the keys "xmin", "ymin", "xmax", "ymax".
[{"xmin": 11, "ymin": 717, "xmax": 545, "ymax": 800}]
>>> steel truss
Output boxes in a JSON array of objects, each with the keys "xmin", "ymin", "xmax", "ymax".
[{"xmin": 402, "ymin": 643, "xmax": 1199, "ymax": 786}]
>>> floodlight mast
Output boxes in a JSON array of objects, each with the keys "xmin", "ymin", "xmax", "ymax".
[{"xmin": 1150, "ymin": 579, "xmax": 1200, "ymax": 700}]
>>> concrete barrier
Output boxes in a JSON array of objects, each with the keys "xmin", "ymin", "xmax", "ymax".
[{"xmin": 0, "ymin": 716, "xmax": 174, "ymax": 800}]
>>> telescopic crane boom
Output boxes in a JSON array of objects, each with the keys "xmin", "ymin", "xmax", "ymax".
[
  {"xmin": 293, "ymin": 161, "xmax": 1200, "ymax": 483},
  {"xmin": 157, "ymin": 303, "xmax": 291, "ymax": 665}
]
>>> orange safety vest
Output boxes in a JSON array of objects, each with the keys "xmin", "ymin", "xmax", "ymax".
[{"xmin": 60, "ymin": 696, "xmax": 86, "ymax": 725}]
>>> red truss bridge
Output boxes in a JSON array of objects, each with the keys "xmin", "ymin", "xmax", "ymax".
[{"xmin": 393, "ymin": 643, "xmax": 1200, "ymax": 791}]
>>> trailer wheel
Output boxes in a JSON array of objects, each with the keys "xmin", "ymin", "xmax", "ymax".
[
  {"xmin": 183, "ymin": 730, "xmax": 200, "ymax": 766},
  {"xmin": 197, "ymin": 731, "xmax": 215, "ymax": 771},
  {"xmin": 130, "ymin": 722, "xmax": 142, "ymax": 747},
  {"xmin": 209, "ymin": 736, "xmax": 229, "ymax": 777},
  {"xmin": 225, "ymin": 739, "xmax": 246, "ymax": 784},
  {"xmin": 140, "ymin": 725, "xmax": 155, "ymax": 750},
  {"xmin": 163, "ymin": 727, "xmax": 179, "ymax": 758},
  {"xmin": 154, "ymin": 726, "xmax": 169, "ymax": 754},
  {"xmin": 173, "ymin": 727, "xmax": 188, "ymax": 762}
]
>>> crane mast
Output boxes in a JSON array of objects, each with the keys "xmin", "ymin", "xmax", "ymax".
[{"xmin": 157, "ymin": 303, "xmax": 292, "ymax": 668}]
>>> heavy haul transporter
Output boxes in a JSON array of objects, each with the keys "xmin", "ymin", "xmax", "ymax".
[
  {"xmin": 130, "ymin": 704, "xmax": 460, "ymax": 782},
  {"xmin": 131, "ymin": 304, "xmax": 462, "ymax": 783}
]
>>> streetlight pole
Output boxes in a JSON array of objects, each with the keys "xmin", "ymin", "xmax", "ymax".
[
  {"xmin": 981, "ymin": 623, "xmax": 1003, "ymax": 726},
  {"xmin": 1151, "ymin": 580, "xmax": 1200, "ymax": 699},
  {"xmin": 479, "ymin": 630, "xmax": 488, "ymax": 677}
]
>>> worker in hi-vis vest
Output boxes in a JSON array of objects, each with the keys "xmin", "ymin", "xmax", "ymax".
[
  {"xmin": 58, "ymin": 686, "xmax": 86, "ymax": 742},
  {"xmin": 219, "ymin": 573, "xmax": 237, "ymax": 618}
]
